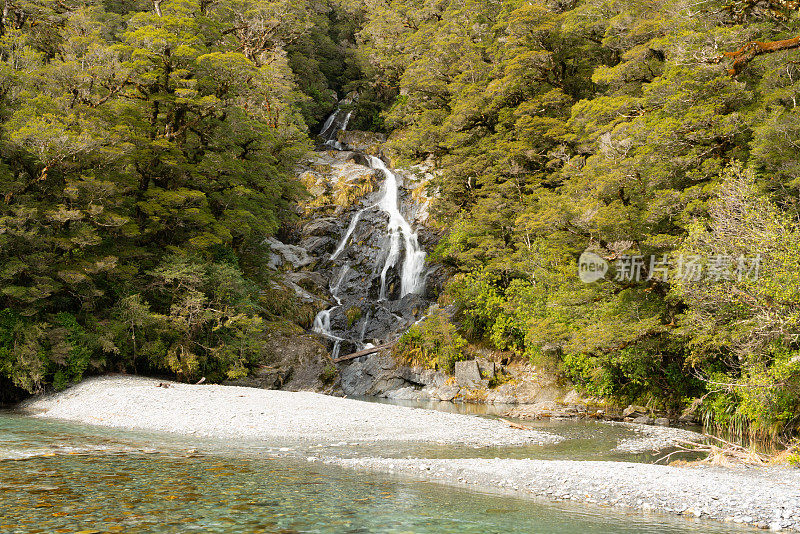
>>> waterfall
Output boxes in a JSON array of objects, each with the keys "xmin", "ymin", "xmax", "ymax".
[
  {"xmin": 368, "ymin": 156, "xmax": 427, "ymax": 298},
  {"xmin": 330, "ymin": 208, "xmax": 365, "ymax": 261},
  {"xmin": 319, "ymin": 110, "xmax": 340, "ymax": 141},
  {"xmin": 310, "ymin": 99, "xmax": 428, "ymax": 359},
  {"xmin": 312, "ymin": 309, "xmax": 343, "ymax": 359},
  {"xmin": 312, "ymin": 263, "xmax": 350, "ymax": 359},
  {"xmin": 319, "ymin": 101, "xmax": 355, "ymax": 149}
]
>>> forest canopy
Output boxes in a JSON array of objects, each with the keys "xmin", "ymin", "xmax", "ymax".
[
  {"xmin": 0, "ymin": 0, "xmax": 364, "ymax": 396},
  {"xmin": 350, "ymin": 0, "xmax": 800, "ymax": 439}
]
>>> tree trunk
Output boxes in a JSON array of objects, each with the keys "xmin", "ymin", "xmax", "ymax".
[{"xmin": 1, "ymin": 0, "xmax": 8, "ymax": 37}]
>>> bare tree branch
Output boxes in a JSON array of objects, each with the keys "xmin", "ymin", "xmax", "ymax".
[{"xmin": 725, "ymin": 35, "xmax": 800, "ymax": 76}]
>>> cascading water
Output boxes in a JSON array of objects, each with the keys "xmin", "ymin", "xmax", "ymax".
[
  {"xmin": 330, "ymin": 208, "xmax": 365, "ymax": 261},
  {"xmin": 369, "ymin": 155, "xmax": 427, "ymax": 298},
  {"xmin": 310, "ymin": 102, "xmax": 430, "ymax": 359},
  {"xmin": 312, "ymin": 262, "xmax": 350, "ymax": 359},
  {"xmin": 319, "ymin": 98, "xmax": 355, "ymax": 150},
  {"xmin": 312, "ymin": 309, "xmax": 343, "ymax": 360}
]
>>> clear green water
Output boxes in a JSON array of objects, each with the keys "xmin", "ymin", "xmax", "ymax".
[
  {"xmin": 0, "ymin": 412, "xmax": 757, "ymax": 533},
  {"xmin": 345, "ymin": 396, "xmax": 703, "ymax": 463}
]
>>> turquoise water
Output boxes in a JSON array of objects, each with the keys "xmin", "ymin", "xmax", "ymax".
[{"xmin": 0, "ymin": 413, "xmax": 757, "ymax": 533}]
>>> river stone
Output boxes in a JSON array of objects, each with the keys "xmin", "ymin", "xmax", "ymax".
[
  {"xmin": 455, "ymin": 360, "xmax": 482, "ymax": 387},
  {"xmin": 632, "ymin": 416, "xmax": 653, "ymax": 425},
  {"xmin": 654, "ymin": 417, "xmax": 671, "ymax": 427}
]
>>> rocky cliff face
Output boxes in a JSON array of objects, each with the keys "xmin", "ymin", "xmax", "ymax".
[{"xmin": 260, "ymin": 110, "xmax": 443, "ymax": 393}]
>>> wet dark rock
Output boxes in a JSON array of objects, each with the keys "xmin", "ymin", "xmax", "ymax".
[
  {"xmin": 225, "ymin": 329, "xmax": 336, "ymax": 392},
  {"xmin": 303, "ymin": 218, "xmax": 340, "ymax": 237},
  {"xmin": 299, "ymin": 236, "xmax": 334, "ymax": 256},
  {"xmin": 423, "ymin": 263, "xmax": 448, "ymax": 300}
]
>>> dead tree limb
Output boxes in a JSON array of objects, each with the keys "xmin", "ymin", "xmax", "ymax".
[
  {"xmin": 655, "ymin": 435, "xmax": 771, "ymax": 465},
  {"xmin": 725, "ymin": 35, "xmax": 800, "ymax": 76},
  {"xmin": 333, "ymin": 343, "xmax": 393, "ymax": 363}
]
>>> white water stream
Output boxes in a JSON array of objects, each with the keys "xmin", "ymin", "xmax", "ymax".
[
  {"xmin": 369, "ymin": 156, "xmax": 427, "ymax": 298},
  {"xmin": 312, "ymin": 262, "xmax": 350, "ymax": 359},
  {"xmin": 312, "ymin": 104, "xmax": 427, "ymax": 356}
]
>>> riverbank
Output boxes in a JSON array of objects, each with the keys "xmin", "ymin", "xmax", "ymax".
[
  {"xmin": 18, "ymin": 375, "xmax": 800, "ymax": 532},
  {"xmin": 19, "ymin": 376, "xmax": 558, "ymax": 447}
]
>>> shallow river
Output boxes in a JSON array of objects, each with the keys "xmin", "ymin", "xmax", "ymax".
[{"xmin": 0, "ymin": 411, "xmax": 760, "ymax": 534}]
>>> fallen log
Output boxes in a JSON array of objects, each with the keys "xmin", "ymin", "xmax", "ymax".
[
  {"xmin": 333, "ymin": 343, "xmax": 393, "ymax": 363},
  {"xmin": 499, "ymin": 418, "xmax": 530, "ymax": 431}
]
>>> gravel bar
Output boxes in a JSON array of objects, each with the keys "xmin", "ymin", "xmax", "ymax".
[
  {"xmin": 20, "ymin": 375, "xmax": 800, "ymax": 532},
  {"xmin": 329, "ymin": 456, "xmax": 800, "ymax": 531},
  {"xmin": 20, "ymin": 376, "xmax": 560, "ymax": 447}
]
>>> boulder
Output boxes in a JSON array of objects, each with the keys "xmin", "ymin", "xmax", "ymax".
[
  {"xmin": 454, "ymin": 360, "xmax": 482, "ymax": 387},
  {"xmin": 632, "ymin": 416, "xmax": 654, "ymax": 425},
  {"xmin": 654, "ymin": 417, "xmax": 671, "ymax": 427},
  {"xmin": 398, "ymin": 367, "xmax": 446, "ymax": 387},
  {"xmin": 622, "ymin": 404, "xmax": 648, "ymax": 418},
  {"xmin": 433, "ymin": 385, "xmax": 461, "ymax": 402}
]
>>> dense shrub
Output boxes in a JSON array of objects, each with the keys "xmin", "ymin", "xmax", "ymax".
[{"xmin": 393, "ymin": 309, "xmax": 467, "ymax": 372}]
